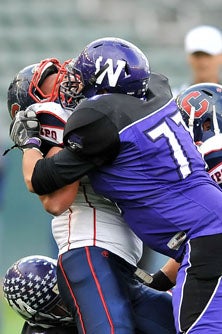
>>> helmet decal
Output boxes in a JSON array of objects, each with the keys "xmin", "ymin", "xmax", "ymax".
[
  {"xmin": 180, "ymin": 91, "xmax": 210, "ymax": 118},
  {"xmin": 95, "ymin": 57, "xmax": 127, "ymax": 86},
  {"xmin": 10, "ymin": 102, "xmax": 21, "ymax": 119},
  {"xmin": 3, "ymin": 255, "xmax": 73, "ymax": 327}
]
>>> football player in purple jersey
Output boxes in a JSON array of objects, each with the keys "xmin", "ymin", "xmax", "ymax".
[
  {"xmin": 3, "ymin": 255, "xmax": 78, "ymax": 334},
  {"xmin": 142, "ymin": 82, "xmax": 222, "ymax": 293},
  {"xmin": 10, "ymin": 36, "xmax": 222, "ymax": 333},
  {"xmin": 6, "ymin": 58, "xmax": 176, "ymax": 334}
]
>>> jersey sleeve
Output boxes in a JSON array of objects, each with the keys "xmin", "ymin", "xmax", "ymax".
[
  {"xmin": 33, "ymin": 102, "xmax": 72, "ymax": 156},
  {"xmin": 32, "ymin": 101, "xmax": 120, "ymax": 195},
  {"xmin": 32, "ymin": 148, "xmax": 96, "ymax": 195},
  {"xmin": 63, "ymin": 107, "xmax": 120, "ymax": 165}
]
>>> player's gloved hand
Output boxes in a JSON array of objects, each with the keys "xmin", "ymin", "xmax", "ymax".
[
  {"xmin": 135, "ymin": 268, "xmax": 174, "ymax": 291},
  {"xmin": 147, "ymin": 270, "xmax": 175, "ymax": 291},
  {"xmin": 9, "ymin": 106, "xmax": 41, "ymax": 151}
]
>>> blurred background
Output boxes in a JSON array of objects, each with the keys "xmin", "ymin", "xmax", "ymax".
[{"xmin": 0, "ymin": 0, "xmax": 222, "ymax": 332}]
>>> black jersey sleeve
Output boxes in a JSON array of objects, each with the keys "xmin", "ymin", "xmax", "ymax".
[
  {"xmin": 63, "ymin": 106, "xmax": 120, "ymax": 165},
  {"xmin": 31, "ymin": 106, "xmax": 120, "ymax": 195},
  {"xmin": 32, "ymin": 148, "xmax": 96, "ymax": 195}
]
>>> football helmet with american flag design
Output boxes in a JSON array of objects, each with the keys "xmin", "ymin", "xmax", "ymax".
[{"xmin": 3, "ymin": 255, "xmax": 73, "ymax": 328}]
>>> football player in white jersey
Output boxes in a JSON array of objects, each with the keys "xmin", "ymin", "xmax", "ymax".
[
  {"xmin": 6, "ymin": 58, "xmax": 176, "ymax": 334},
  {"xmin": 176, "ymin": 82, "xmax": 222, "ymax": 189}
]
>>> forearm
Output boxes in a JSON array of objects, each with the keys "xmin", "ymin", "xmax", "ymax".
[
  {"xmin": 39, "ymin": 181, "xmax": 80, "ymax": 215},
  {"xmin": 135, "ymin": 258, "xmax": 180, "ymax": 291},
  {"xmin": 31, "ymin": 148, "xmax": 97, "ymax": 196},
  {"xmin": 22, "ymin": 148, "xmax": 43, "ymax": 192},
  {"xmin": 160, "ymin": 258, "xmax": 180, "ymax": 284},
  {"xmin": 38, "ymin": 146, "xmax": 80, "ymax": 215},
  {"xmin": 148, "ymin": 258, "xmax": 180, "ymax": 291}
]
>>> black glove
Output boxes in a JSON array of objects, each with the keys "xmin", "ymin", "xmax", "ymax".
[
  {"xmin": 135, "ymin": 268, "xmax": 174, "ymax": 291},
  {"xmin": 9, "ymin": 107, "xmax": 41, "ymax": 151},
  {"xmin": 146, "ymin": 270, "xmax": 174, "ymax": 291}
]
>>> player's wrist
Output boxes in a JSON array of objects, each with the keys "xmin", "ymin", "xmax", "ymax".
[
  {"xmin": 149, "ymin": 270, "xmax": 175, "ymax": 291},
  {"xmin": 22, "ymin": 137, "xmax": 43, "ymax": 155},
  {"xmin": 22, "ymin": 137, "xmax": 41, "ymax": 149}
]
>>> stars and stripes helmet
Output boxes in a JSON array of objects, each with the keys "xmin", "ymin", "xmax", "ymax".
[
  {"xmin": 59, "ymin": 37, "xmax": 151, "ymax": 109},
  {"xmin": 3, "ymin": 255, "xmax": 73, "ymax": 328}
]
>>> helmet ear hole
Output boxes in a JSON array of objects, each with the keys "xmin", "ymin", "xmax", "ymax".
[{"xmin": 202, "ymin": 90, "xmax": 213, "ymax": 97}]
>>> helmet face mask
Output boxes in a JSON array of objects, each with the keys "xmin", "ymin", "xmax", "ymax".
[
  {"xmin": 59, "ymin": 37, "xmax": 150, "ymax": 109},
  {"xmin": 176, "ymin": 83, "xmax": 222, "ymax": 142},
  {"xmin": 29, "ymin": 58, "xmax": 69, "ymax": 104},
  {"xmin": 59, "ymin": 62, "xmax": 85, "ymax": 109},
  {"xmin": 3, "ymin": 255, "xmax": 73, "ymax": 327},
  {"xmin": 8, "ymin": 58, "xmax": 69, "ymax": 119}
]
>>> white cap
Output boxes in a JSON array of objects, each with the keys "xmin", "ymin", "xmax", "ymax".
[{"xmin": 185, "ymin": 25, "xmax": 222, "ymax": 55}]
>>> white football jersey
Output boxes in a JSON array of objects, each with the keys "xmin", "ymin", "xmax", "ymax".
[
  {"xmin": 198, "ymin": 133, "xmax": 222, "ymax": 156},
  {"xmin": 34, "ymin": 102, "xmax": 143, "ymax": 266},
  {"xmin": 52, "ymin": 176, "xmax": 143, "ymax": 266},
  {"xmin": 199, "ymin": 134, "xmax": 222, "ymax": 187},
  {"xmin": 30, "ymin": 102, "xmax": 73, "ymax": 145}
]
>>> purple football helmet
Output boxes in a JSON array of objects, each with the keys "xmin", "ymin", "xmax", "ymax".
[
  {"xmin": 3, "ymin": 255, "xmax": 73, "ymax": 328},
  {"xmin": 59, "ymin": 37, "xmax": 151, "ymax": 109},
  {"xmin": 176, "ymin": 83, "xmax": 222, "ymax": 142}
]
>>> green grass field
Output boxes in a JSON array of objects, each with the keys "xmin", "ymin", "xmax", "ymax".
[{"xmin": 1, "ymin": 293, "xmax": 24, "ymax": 334}]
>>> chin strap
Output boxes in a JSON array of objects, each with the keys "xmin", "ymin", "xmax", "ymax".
[
  {"xmin": 212, "ymin": 104, "xmax": 220, "ymax": 135},
  {"xmin": 188, "ymin": 106, "xmax": 195, "ymax": 139},
  {"xmin": 3, "ymin": 137, "xmax": 42, "ymax": 156},
  {"xmin": 2, "ymin": 144, "xmax": 18, "ymax": 156}
]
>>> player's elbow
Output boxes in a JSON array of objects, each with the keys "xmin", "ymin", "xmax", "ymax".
[
  {"xmin": 24, "ymin": 176, "xmax": 35, "ymax": 193},
  {"xmin": 45, "ymin": 206, "xmax": 63, "ymax": 216},
  {"xmin": 40, "ymin": 196, "xmax": 67, "ymax": 216}
]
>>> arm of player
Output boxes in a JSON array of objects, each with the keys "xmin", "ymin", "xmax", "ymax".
[
  {"xmin": 135, "ymin": 258, "xmax": 179, "ymax": 291},
  {"xmin": 39, "ymin": 146, "xmax": 80, "ymax": 216},
  {"xmin": 160, "ymin": 257, "xmax": 180, "ymax": 284},
  {"xmin": 17, "ymin": 100, "xmax": 121, "ymax": 196},
  {"xmin": 22, "ymin": 148, "xmax": 43, "ymax": 192},
  {"xmin": 8, "ymin": 107, "xmax": 45, "ymax": 192},
  {"xmin": 148, "ymin": 258, "xmax": 180, "ymax": 291}
]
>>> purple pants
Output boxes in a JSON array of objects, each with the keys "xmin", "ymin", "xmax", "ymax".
[{"xmin": 173, "ymin": 234, "xmax": 222, "ymax": 333}]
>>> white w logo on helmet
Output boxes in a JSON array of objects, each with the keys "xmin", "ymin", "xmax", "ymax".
[{"xmin": 95, "ymin": 57, "xmax": 126, "ymax": 87}]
